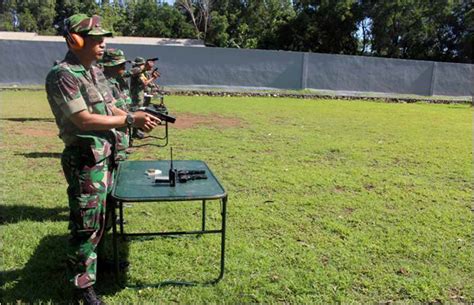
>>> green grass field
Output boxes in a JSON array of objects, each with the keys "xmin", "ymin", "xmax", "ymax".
[{"xmin": 1, "ymin": 90, "xmax": 472, "ymax": 304}]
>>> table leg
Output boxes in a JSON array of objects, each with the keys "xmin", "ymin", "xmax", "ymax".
[
  {"xmin": 214, "ymin": 195, "xmax": 227, "ymax": 283},
  {"xmin": 201, "ymin": 200, "xmax": 206, "ymax": 231}
]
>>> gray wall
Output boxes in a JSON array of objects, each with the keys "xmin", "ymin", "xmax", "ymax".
[{"xmin": 0, "ymin": 39, "xmax": 472, "ymax": 97}]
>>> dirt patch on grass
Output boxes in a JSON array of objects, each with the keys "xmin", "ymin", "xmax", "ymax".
[
  {"xmin": 174, "ymin": 113, "xmax": 242, "ymax": 129},
  {"xmin": 18, "ymin": 128, "xmax": 57, "ymax": 137}
]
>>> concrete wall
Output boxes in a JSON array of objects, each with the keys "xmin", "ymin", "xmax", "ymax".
[
  {"xmin": 306, "ymin": 53, "xmax": 436, "ymax": 96},
  {"xmin": 0, "ymin": 39, "xmax": 472, "ymax": 97}
]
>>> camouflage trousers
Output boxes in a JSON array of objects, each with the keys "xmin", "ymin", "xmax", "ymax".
[{"xmin": 61, "ymin": 145, "xmax": 114, "ymax": 289}]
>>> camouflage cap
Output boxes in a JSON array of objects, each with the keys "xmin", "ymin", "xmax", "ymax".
[
  {"xmin": 132, "ymin": 57, "xmax": 146, "ymax": 66},
  {"xmin": 99, "ymin": 48, "xmax": 130, "ymax": 67},
  {"xmin": 65, "ymin": 14, "xmax": 112, "ymax": 36}
]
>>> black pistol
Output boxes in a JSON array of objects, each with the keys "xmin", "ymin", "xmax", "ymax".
[
  {"xmin": 177, "ymin": 169, "xmax": 205, "ymax": 175},
  {"xmin": 138, "ymin": 106, "xmax": 176, "ymax": 124},
  {"xmin": 178, "ymin": 174, "xmax": 208, "ymax": 183}
]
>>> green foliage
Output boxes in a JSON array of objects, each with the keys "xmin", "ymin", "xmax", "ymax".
[
  {"xmin": 208, "ymin": 0, "xmax": 295, "ymax": 49},
  {"xmin": 0, "ymin": 91, "xmax": 473, "ymax": 303},
  {"xmin": 113, "ymin": 1, "xmax": 195, "ymax": 38},
  {"xmin": 206, "ymin": 11, "xmax": 229, "ymax": 47},
  {"xmin": 0, "ymin": 0, "xmax": 56, "ymax": 34},
  {"xmin": 451, "ymin": 1, "xmax": 473, "ymax": 63},
  {"xmin": 100, "ymin": 2, "xmax": 126, "ymax": 36},
  {"xmin": 277, "ymin": 0, "xmax": 362, "ymax": 53},
  {"xmin": 18, "ymin": 8, "xmax": 37, "ymax": 32},
  {"xmin": 366, "ymin": 0, "xmax": 472, "ymax": 62},
  {"xmin": 0, "ymin": 0, "xmax": 17, "ymax": 31},
  {"xmin": 0, "ymin": 0, "xmax": 471, "ymax": 62},
  {"xmin": 0, "ymin": 12, "xmax": 15, "ymax": 31},
  {"xmin": 53, "ymin": 0, "xmax": 100, "ymax": 34}
]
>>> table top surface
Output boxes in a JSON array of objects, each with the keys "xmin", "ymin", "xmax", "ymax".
[{"xmin": 112, "ymin": 160, "xmax": 227, "ymax": 202}]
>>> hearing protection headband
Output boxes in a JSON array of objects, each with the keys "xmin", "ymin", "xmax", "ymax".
[{"xmin": 63, "ymin": 19, "xmax": 84, "ymax": 50}]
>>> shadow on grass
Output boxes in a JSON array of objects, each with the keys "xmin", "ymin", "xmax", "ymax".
[
  {"xmin": 0, "ymin": 118, "xmax": 54, "ymax": 122},
  {"xmin": 15, "ymin": 152, "xmax": 62, "ymax": 158},
  {"xmin": 0, "ymin": 204, "xmax": 68, "ymax": 225},
  {"xmin": 1, "ymin": 234, "xmax": 129, "ymax": 304}
]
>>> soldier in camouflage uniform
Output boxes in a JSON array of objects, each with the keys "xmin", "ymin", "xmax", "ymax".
[
  {"xmin": 129, "ymin": 57, "xmax": 160, "ymax": 109},
  {"xmin": 128, "ymin": 57, "xmax": 160, "ymax": 139},
  {"xmin": 143, "ymin": 58, "xmax": 161, "ymax": 98},
  {"xmin": 45, "ymin": 14, "xmax": 159, "ymax": 305},
  {"xmin": 99, "ymin": 48, "xmax": 132, "ymax": 160}
]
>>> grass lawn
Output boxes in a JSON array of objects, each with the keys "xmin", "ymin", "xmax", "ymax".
[{"xmin": 0, "ymin": 90, "xmax": 472, "ymax": 304}]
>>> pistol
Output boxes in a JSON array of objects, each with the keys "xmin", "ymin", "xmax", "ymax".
[
  {"xmin": 178, "ymin": 174, "xmax": 208, "ymax": 183},
  {"xmin": 177, "ymin": 169, "xmax": 205, "ymax": 175},
  {"xmin": 138, "ymin": 106, "xmax": 176, "ymax": 124}
]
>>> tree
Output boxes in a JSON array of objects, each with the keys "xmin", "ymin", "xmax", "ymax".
[
  {"xmin": 0, "ymin": 0, "xmax": 17, "ymax": 31},
  {"xmin": 0, "ymin": 0, "xmax": 56, "ymax": 34},
  {"xmin": 366, "ymin": 0, "xmax": 472, "ymax": 62},
  {"xmin": 206, "ymin": 0, "xmax": 295, "ymax": 49},
  {"xmin": 205, "ymin": 11, "xmax": 228, "ymax": 46},
  {"xmin": 176, "ymin": 0, "xmax": 214, "ymax": 40},
  {"xmin": 176, "ymin": 0, "xmax": 201, "ymax": 38},
  {"xmin": 0, "ymin": 0, "xmax": 470, "ymax": 63},
  {"xmin": 53, "ymin": 0, "xmax": 100, "ymax": 35},
  {"xmin": 100, "ymin": 1, "xmax": 126, "ymax": 36},
  {"xmin": 120, "ymin": 1, "xmax": 194, "ymax": 38},
  {"xmin": 276, "ymin": 0, "xmax": 363, "ymax": 54},
  {"xmin": 450, "ymin": 1, "xmax": 473, "ymax": 63},
  {"xmin": 18, "ymin": 8, "xmax": 37, "ymax": 32},
  {"xmin": 240, "ymin": 0, "xmax": 296, "ymax": 49}
]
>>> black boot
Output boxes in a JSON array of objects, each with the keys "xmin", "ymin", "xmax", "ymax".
[{"xmin": 76, "ymin": 286, "xmax": 106, "ymax": 305}]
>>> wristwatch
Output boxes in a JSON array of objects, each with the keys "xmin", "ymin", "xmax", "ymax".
[{"xmin": 126, "ymin": 113, "xmax": 135, "ymax": 127}]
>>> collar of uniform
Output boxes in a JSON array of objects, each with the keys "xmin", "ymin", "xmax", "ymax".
[{"xmin": 64, "ymin": 51, "xmax": 87, "ymax": 73}]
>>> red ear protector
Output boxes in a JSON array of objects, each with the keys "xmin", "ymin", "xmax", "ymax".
[{"xmin": 63, "ymin": 20, "xmax": 84, "ymax": 50}]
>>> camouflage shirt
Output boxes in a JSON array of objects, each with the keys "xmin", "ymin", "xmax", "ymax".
[
  {"xmin": 128, "ymin": 67, "xmax": 146, "ymax": 107},
  {"xmin": 105, "ymin": 75, "xmax": 131, "ymax": 111},
  {"xmin": 45, "ymin": 51, "xmax": 117, "ymax": 161},
  {"xmin": 104, "ymin": 74, "xmax": 131, "ymax": 161},
  {"xmin": 144, "ymin": 71, "xmax": 160, "ymax": 95}
]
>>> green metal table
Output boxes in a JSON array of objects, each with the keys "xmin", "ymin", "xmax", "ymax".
[{"xmin": 111, "ymin": 160, "xmax": 228, "ymax": 285}]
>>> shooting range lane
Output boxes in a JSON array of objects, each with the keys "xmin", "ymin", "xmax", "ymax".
[{"xmin": 112, "ymin": 160, "xmax": 226, "ymax": 201}]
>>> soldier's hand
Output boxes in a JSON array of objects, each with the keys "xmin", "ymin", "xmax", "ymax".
[
  {"xmin": 133, "ymin": 111, "xmax": 160, "ymax": 132},
  {"xmin": 152, "ymin": 70, "xmax": 160, "ymax": 79}
]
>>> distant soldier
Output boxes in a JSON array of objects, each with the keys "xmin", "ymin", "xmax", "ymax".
[
  {"xmin": 99, "ymin": 48, "xmax": 133, "ymax": 159},
  {"xmin": 129, "ymin": 57, "xmax": 160, "ymax": 109},
  {"xmin": 45, "ymin": 13, "xmax": 159, "ymax": 304},
  {"xmin": 143, "ymin": 57, "xmax": 161, "ymax": 98}
]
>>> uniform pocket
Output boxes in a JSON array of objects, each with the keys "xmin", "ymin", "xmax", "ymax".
[
  {"xmin": 85, "ymin": 86, "xmax": 108, "ymax": 115},
  {"xmin": 76, "ymin": 135, "xmax": 113, "ymax": 164},
  {"xmin": 71, "ymin": 194, "xmax": 102, "ymax": 233}
]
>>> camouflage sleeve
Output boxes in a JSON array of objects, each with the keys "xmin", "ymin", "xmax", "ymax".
[
  {"xmin": 92, "ymin": 66, "xmax": 116, "ymax": 106},
  {"xmin": 50, "ymin": 70, "xmax": 87, "ymax": 117},
  {"xmin": 139, "ymin": 73, "xmax": 148, "ymax": 88},
  {"xmin": 123, "ymin": 66, "xmax": 142, "ymax": 78}
]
